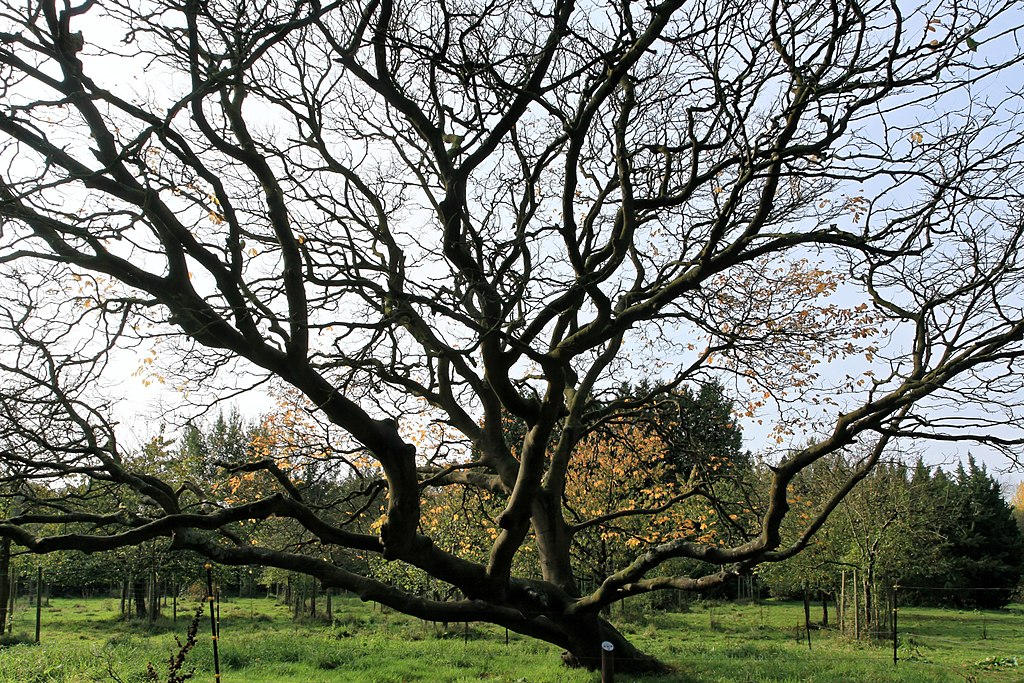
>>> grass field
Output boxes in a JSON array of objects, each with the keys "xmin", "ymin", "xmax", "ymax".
[{"xmin": 0, "ymin": 594, "xmax": 1020, "ymax": 682}]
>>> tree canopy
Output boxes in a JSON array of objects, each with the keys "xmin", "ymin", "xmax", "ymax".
[{"xmin": 2, "ymin": 0, "xmax": 1024, "ymax": 671}]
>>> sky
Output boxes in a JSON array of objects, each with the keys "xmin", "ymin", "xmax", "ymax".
[{"xmin": 4, "ymin": 0, "xmax": 1024, "ymax": 502}]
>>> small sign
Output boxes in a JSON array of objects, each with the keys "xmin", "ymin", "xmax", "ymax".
[{"xmin": 601, "ymin": 640, "xmax": 615, "ymax": 652}]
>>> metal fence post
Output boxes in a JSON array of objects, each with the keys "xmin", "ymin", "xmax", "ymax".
[{"xmin": 205, "ymin": 563, "xmax": 222, "ymax": 683}]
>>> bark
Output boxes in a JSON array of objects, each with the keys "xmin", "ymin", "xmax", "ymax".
[
  {"xmin": 0, "ymin": 538, "xmax": 9, "ymax": 634},
  {"xmin": 532, "ymin": 486, "xmax": 577, "ymax": 591},
  {"xmin": 529, "ymin": 488, "xmax": 668, "ymax": 672},
  {"xmin": 863, "ymin": 568, "xmax": 872, "ymax": 633},
  {"xmin": 7, "ymin": 571, "xmax": 13, "ymax": 633},
  {"xmin": 802, "ymin": 591, "xmax": 812, "ymax": 648},
  {"xmin": 132, "ymin": 578, "xmax": 147, "ymax": 619},
  {"xmin": 148, "ymin": 566, "xmax": 158, "ymax": 622},
  {"xmin": 557, "ymin": 615, "xmax": 668, "ymax": 674}
]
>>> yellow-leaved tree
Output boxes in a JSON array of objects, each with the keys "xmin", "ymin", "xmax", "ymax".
[{"xmin": 1012, "ymin": 482, "xmax": 1024, "ymax": 536}]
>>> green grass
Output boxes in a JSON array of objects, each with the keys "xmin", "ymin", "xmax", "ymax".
[{"xmin": 0, "ymin": 596, "xmax": 1020, "ymax": 682}]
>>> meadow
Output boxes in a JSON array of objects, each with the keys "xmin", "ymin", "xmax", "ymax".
[{"xmin": 0, "ymin": 594, "xmax": 1020, "ymax": 682}]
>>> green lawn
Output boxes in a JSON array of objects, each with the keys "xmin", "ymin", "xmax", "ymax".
[{"xmin": 0, "ymin": 596, "xmax": 1020, "ymax": 682}]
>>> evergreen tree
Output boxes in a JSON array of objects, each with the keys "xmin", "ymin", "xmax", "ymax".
[{"xmin": 946, "ymin": 457, "xmax": 1024, "ymax": 608}]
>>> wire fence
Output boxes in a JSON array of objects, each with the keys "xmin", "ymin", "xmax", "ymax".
[
  {"xmin": 2, "ymin": 573, "xmax": 1021, "ymax": 682},
  {"xmin": 892, "ymin": 586, "xmax": 1023, "ymax": 675}
]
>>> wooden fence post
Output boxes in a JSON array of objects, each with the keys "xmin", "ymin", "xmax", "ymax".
[
  {"xmin": 853, "ymin": 570, "xmax": 860, "ymax": 640},
  {"xmin": 34, "ymin": 567, "xmax": 41, "ymax": 643},
  {"xmin": 891, "ymin": 584, "xmax": 899, "ymax": 665},
  {"xmin": 600, "ymin": 641, "xmax": 614, "ymax": 683},
  {"xmin": 839, "ymin": 571, "xmax": 846, "ymax": 635}
]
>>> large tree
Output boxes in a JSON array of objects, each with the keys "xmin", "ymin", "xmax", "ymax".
[{"xmin": 2, "ymin": 0, "xmax": 1024, "ymax": 671}]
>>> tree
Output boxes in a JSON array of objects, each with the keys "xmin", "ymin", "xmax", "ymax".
[
  {"xmin": 1013, "ymin": 482, "xmax": 1024, "ymax": 536},
  {"xmin": 2, "ymin": 0, "xmax": 1024, "ymax": 671},
  {"xmin": 786, "ymin": 453, "xmax": 949, "ymax": 633},
  {"xmin": 764, "ymin": 454, "xmax": 1024, "ymax": 619},
  {"xmin": 942, "ymin": 457, "xmax": 1023, "ymax": 608},
  {"xmin": 563, "ymin": 382, "xmax": 749, "ymax": 591}
]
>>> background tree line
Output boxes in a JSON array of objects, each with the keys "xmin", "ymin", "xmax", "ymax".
[
  {"xmin": 758, "ymin": 453, "xmax": 1024, "ymax": 638},
  {"xmin": 3, "ymin": 390, "xmax": 1019, "ymax": 639}
]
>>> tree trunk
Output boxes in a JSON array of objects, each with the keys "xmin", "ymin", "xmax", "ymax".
[
  {"xmin": 802, "ymin": 590, "xmax": 812, "ymax": 648},
  {"xmin": 120, "ymin": 576, "xmax": 128, "ymax": 616},
  {"xmin": 133, "ymin": 578, "xmax": 147, "ymax": 619},
  {"xmin": 522, "ymin": 492, "xmax": 669, "ymax": 673},
  {"xmin": 556, "ymin": 615, "xmax": 668, "ymax": 674},
  {"xmin": 863, "ymin": 568, "xmax": 872, "ymax": 635},
  {"xmin": 0, "ymin": 538, "xmax": 10, "ymax": 635},
  {"xmin": 821, "ymin": 591, "xmax": 828, "ymax": 627},
  {"xmin": 148, "ymin": 566, "xmax": 158, "ymax": 623},
  {"xmin": 7, "ymin": 570, "xmax": 14, "ymax": 634}
]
